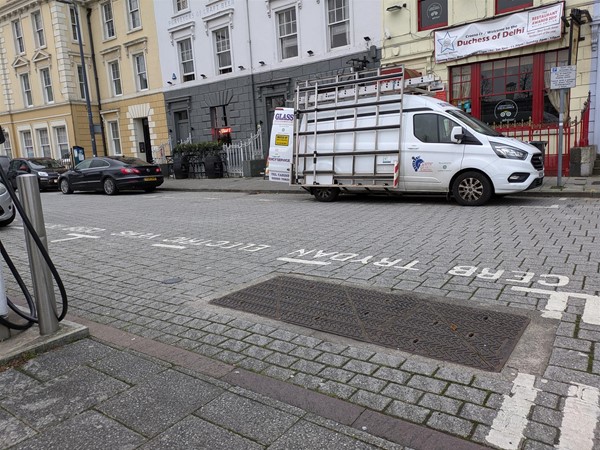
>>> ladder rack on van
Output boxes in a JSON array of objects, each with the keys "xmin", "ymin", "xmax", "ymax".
[{"xmin": 293, "ymin": 66, "xmax": 439, "ymax": 189}]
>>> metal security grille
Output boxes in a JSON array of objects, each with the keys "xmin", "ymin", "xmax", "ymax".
[{"xmin": 210, "ymin": 276, "xmax": 530, "ymax": 372}]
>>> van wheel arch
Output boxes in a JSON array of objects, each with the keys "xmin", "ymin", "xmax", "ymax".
[{"xmin": 450, "ymin": 170, "xmax": 494, "ymax": 206}]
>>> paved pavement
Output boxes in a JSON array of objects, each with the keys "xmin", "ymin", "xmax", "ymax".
[
  {"xmin": 1, "ymin": 174, "xmax": 600, "ymax": 449},
  {"xmin": 158, "ymin": 173, "xmax": 600, "ymax": 197}
]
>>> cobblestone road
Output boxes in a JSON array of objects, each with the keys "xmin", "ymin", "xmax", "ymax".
[{"xmin": 2, "ymin": 190, "xmax": 599, "ymax": 449}]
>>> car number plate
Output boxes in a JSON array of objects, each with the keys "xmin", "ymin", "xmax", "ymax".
[{"xmin": 144, "ymin": 177, "xmax": 157, "ymax": 181}]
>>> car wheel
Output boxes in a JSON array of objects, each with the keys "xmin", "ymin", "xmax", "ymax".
[
  {"xmin": 60, "ymin": 178, "xmax": 73, "ymax": 194},
  {"xmin": 0, "ymin": 208, "xmax": 16, "ymax": 227},
  {"xmin": 103, "ymin": 177, "xmax": 118, "ymax": 195},
  {"xmin": 312, "ymin": 187, "xmax": 340, "ymax": 202},
  {"xmin": 144, "ymin": 187, "xmax": 156, "ymax": 193},
  {"xmin": 452, "ymin": 171, "xmax": 492, "ymax": 206}
]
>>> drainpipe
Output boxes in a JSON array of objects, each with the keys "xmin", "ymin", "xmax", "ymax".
[
  {"xmin": 245, "ymin": 0, "xmax": 258, "ymax": 134},
  {"xmin": 87, "ymin": 7, "xmax": 107, "ymax": 156}
]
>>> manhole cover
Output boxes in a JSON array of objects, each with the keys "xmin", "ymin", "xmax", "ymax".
[{"xmin": 210, "ymin": 276, "xmax": 530, "ymax": 372}]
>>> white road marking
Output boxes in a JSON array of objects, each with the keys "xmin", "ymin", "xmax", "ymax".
[
  {"xmin": 51, "ymin": 233, "xmax": 102, "ymax": 243},
  {"xmin": 558, "ymin": 384, "xmax": 600, "ymax": 450},
  {"xmin": 152, "ymin": 244, "xmax": 186, "ymax": 249},
  {"xmin": 203, "ymin": 197, "xmax": 221, "ymax": 200},
  {"xmin": 521, "ymin": 204, "xmax": 559, "ymax": 209},
  {"xmin": 512, "ymin": 286, "xmax": 600, "ymax": 325},
  {"xmin": 277, "ymin": 257, "xmax": 331, "ymax": 266},
  {"xmin": 486, "ymin": 373, "xmax": 539, "ymax": 450}
]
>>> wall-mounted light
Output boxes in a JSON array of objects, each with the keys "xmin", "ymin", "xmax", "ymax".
[
  {"xmin": 200, "ymin": 74, "xmax": 207, "ymax": 79},
  {"xmin": 307, "ymin": 50, "xmax": 314, "ymax": 56},
  {"xmin": 386, "ymin": 3, "xmax": 406, "ymax": 11},
  {"xmin": 363, "ymin": 36, "xmax": 371, "ymax": 42},
  {"xmin": 238, "ymin": 65, "xmax": 245, "ymax": 70},
  {"xmin": 171, "ymin": 73, "xmax": 177, "ymax": 80},
  {"xmin": 167, "ymin": 81, "xmax": 173, "ymax": 85},
  {"xmin": 259, "ymin": 61, "xmax": 266, "ymax": 66}
]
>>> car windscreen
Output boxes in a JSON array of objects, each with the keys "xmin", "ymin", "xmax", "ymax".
[
  {"xmin": 29, "ymin": 159, "xmax": 64, "ymax": 169},
  {"xmin": 446, "ymin": 110, "xmax": 503, "ymax": 137}
]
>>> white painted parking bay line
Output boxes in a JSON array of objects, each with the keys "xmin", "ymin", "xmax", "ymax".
[
  {"xmin": 486, "ymin": 373, "xmax": 539, "ymax": 450},
  {"xmin": 51, "ymin": 234, "xmax": 101, "ymax": 243},
  {"xmin": 520, "ymin": 204, "xmax": 559, "ymax": 209},
  {"xmin": 152, "ymin": 244, "xmax": 186, "ymax": 249},
  {"xmin": 558, "ymin": 384, "xmax": 600, "ymax": 450},
  {"xmin": 277, "ymin": 257, "xmax": 331, "ymax": 266}
]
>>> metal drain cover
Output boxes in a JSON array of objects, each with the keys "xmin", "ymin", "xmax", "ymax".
[{"xmin": 210, "ymin": 276, "xmax": 530, "ymax": 372}]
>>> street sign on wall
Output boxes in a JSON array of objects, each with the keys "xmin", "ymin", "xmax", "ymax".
[{"xmin": 550, "ymin": 65, "xmax": 577, "ymax": 90}]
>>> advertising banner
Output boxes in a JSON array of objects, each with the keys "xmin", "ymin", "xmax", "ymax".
[
  {"xmin": 434, "ymin": 3, "xmax": 563, "ymax": 63},
  {"xmin": 267, "ymin": 107, "xmax": 294, "ymax": 183}
]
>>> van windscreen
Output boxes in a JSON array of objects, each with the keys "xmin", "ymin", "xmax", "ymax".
[{"xmin": 447, "ymin": 110, "xmax": 502, "ymax": 137}]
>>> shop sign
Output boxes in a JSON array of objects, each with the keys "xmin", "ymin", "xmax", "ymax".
[
  {"xmin": 267, "ymin": 107, "xmax": 294, "ymax": 183},
  {"xmin": 434, "ymin": 3, "xmax": 563, "ymax": 63}
]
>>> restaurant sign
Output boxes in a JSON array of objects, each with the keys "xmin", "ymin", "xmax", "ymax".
[{"xmin": 434, "ymin": 3, "xmax": 563, "ymax": 63}]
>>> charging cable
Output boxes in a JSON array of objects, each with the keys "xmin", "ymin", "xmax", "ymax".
[{"xmin": 0, "ymin": 159, "xmax": 68, "ymax": 330}]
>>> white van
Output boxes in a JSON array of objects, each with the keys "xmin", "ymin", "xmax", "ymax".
[{"xmin": 289, "ymin": 69, "xmax": 544, "ymax": 206}]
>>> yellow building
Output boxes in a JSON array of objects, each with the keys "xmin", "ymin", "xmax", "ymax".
[
  {"xmin": 90, "ymin": 0, "xmax": 168, "ymax": 163},
  {"xmin": 0, "ymin": 0, "xmax": 168, "ymax": 164},
  {"xmin": 382, "ymin": 0, "xmax": 595, "ymax": 175},
  {"xmin": 0, "ymin": 0, "xmax": 100, "ymax": 161}
]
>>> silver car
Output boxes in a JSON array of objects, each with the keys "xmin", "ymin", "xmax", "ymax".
[{"xmin": 0, "ymin": 182, "xmax": 15, "ymax": 227}]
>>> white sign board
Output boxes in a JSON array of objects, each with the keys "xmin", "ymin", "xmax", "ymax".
[
  {"xmin": 434, "ymin": 3, "xmax": 563, "ymax": 63},
  {"xmin": 550, "ymin": 65, "xmax": 577, "ymax": 90},
  {"xmin": 267, "ymin": 107, "xmax": 294, "ymax": 183}
]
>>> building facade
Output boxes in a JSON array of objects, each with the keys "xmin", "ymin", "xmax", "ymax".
[
  {"xmin": 154, "ymin": 0, "xmax": 382, "ymax": 149},
  {"xmin": 0, "ymin": 0, "xmax": 169, "ymax": 164},
  {"xmin": 0, "ymin": 0, "xmax": 102, "ymax": 161},
  {"xmin": 381, "ymin": 0, "xmax": 597, "ymax": 174}
]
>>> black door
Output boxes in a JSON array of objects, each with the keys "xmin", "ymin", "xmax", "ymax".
[
  {"xmin": 142, "ymin": 118, "xmax": 152, "ymax": 163},
  {"xmin": 266, "ymin": 95, "xmax": 286, "ymax": 140}
]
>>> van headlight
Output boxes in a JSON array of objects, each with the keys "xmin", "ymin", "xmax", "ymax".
[{"xmin": 491, "ymin": 142, "xmax": 528, "ymax": 160}]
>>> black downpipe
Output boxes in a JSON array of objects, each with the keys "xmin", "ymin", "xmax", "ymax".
[{"xmin": 86, "ymin": 8, "xmax": 107, "ymax": 156}]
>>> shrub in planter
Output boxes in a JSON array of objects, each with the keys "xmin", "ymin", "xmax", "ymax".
[{"xmin": 173, "ymin": 141, "xmax": 223, "ymax": 178}]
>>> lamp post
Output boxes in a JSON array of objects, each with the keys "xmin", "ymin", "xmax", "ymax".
[{"xmin": 56, "ymin": 0, "xmax": 97, "ymax": 157}]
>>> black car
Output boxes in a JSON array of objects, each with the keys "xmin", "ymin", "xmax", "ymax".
[
  {"xmin": 7, "ymin": 157, "xmax": 67, "ymax": 190},
  {"xmin": 58, "ymin": 156, "xmax": 163, "ymax": 195}
]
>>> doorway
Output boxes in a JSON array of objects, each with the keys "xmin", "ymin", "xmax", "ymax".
[
  {"xmin": 265, "ymin": 95, "xmax": 286, "ymax": 139},
  {"xmin": 142, "ymin": 118, "xmax": 152, "ymax": 163},
  {"xmin": 174, "ymin": 110, "xmax": 190, "ymax": 144}
]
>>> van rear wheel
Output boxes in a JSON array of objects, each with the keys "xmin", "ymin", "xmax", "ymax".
[
  {"xmin": 312, "ymin": 187, "xmax": 340, "ymax": 202},
  {"xmin": 452, "ymin": 172, "xmax": 492, "ymax": 206}
]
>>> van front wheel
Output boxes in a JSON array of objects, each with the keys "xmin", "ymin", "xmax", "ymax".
[
  {"xmin": 452, "ymin": 172, "xmax": 492, "ymax": 206},
  {"xmin": 312, "ymin": 187, "xmax": 340, "ymax": 202}
]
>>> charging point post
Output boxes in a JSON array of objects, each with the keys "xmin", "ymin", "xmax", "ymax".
[{"xmin": 17, "ymin": 174, "xmax": 59, "ymax": 335}]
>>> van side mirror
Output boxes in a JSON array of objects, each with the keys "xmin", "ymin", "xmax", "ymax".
[{"xmin": 450, "ymin": 126, "xmax": 464, "ymax": 144}]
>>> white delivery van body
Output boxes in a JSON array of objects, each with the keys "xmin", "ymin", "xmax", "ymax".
[{"xmin": 290, "ymin": 67, "xmax": 544, "ymax": 206}]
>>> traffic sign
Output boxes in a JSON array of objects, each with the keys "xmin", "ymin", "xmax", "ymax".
[{"xmin": 550, "ymin": 65, "xmax": 577, "ymax": 90}]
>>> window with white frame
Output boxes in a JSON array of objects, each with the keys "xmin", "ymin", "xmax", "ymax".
[
  {"xmin": 2, "ymin": 131, "xmax": 12, "ymax": 159},
  {"xmin": 133, "ymin": 53, "xmax": 148, "ymax": 90},
  {"xmin": 174, "ymin": 0, "xmax": 189, "ymax": 13},
  {"xmin": 127, "ymin": 0, "xmax": 141, "ymax": 30},
  {"xmin": 21, "ymin": 130, "xmax": 34, "ymax": 157},
  {"xmin": 177, "ymin": 38, "xmax": 195, "ymax": 81},
  {"xmin": 77, "ymin": 65, "xmax": 86, "ymax": 99},
  {"xmin": 54, "ymin": 126, "xmax": 70, "ymax": 160},
  {"xmin": 102, "ymin": 2, "xmax": 115, "ymax": 39},
  {"xmin": 214, "ymin": 27, "xmax": 232, "ymax": 74},
  {"xmin": 277, "ymin": 8, "xmax": 298, "ymax": 59},
  {"xmin": 31, "ymin": 11, "xmax": 46, "ymax": 48},
  {"xmin": 37, "ymin": 129, "xmax": 51, "ymax": 157},
  {"xmin": 327, "ymin": 0, "xmax": 349, "ymax": 48},
  {"xmin": 40, "ymin": 68, "xmax": 54, "ymax": 104},
  {"xmin": 108, "ymin": 61, "xmax": 122, "ymax": 96},
  {"xmin": 70, "ymin": 6, "xmax": 79, "ymax": 41},
  {"xmin": 20, "ymin": 74, "xmax": 33, "ymax": 107},
  {"xmin": 108, "ymin": 121, "xmax": 122, "ymax": 155},
  {"xmin": 13, "ymin": 19, "xmax": 25, "ymax": 54}
]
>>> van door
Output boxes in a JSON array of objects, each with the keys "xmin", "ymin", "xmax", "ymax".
[{"xmin": 402, "ymin": 113, "xmax": 464, "ymax": 192}]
